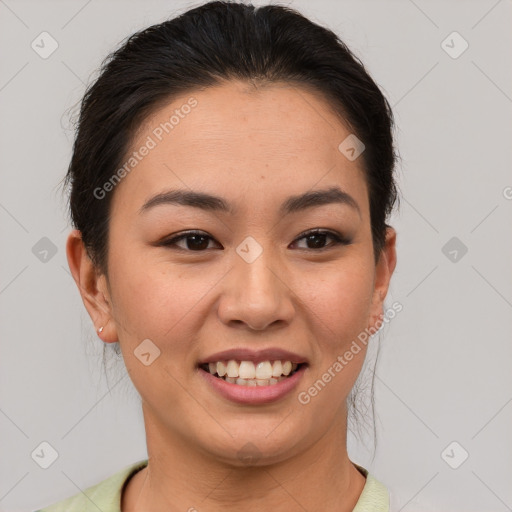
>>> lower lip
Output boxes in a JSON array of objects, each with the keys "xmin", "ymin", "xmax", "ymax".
[{"xmin": 198, "ymin": 365, "xmax": 307, "ymax": 405}]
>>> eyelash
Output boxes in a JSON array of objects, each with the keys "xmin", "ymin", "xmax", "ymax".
[{"xmin": 159, "ymin": 229, "xmax": 351, "ymax": 252}]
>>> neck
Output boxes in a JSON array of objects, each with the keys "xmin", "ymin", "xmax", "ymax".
[{"xmin": 122, "ymin": 404, "xmax": 366, "ymax": 512}]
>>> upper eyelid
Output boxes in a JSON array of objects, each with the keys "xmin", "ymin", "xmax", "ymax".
[{"xmin": 166, "ymin": 228, "xmax": 341, "ymax": 239}]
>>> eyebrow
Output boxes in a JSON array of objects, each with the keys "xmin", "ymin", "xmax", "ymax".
[{"xmin": 139, "ymin": 186, "xmax": 361, "ymax": 217}]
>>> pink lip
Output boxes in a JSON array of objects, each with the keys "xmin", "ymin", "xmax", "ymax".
[
  {"xmin": 198, "ymin": 364, "xmax": 307, "ymax": 405},
  {"xmin": 198, "ymin": 347, "xmax": 308, "ymax": 365}
]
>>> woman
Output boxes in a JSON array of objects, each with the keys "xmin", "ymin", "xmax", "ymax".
[{"xmin": 37, "ymin": 1, "xmax": 398, "ymax": 510}]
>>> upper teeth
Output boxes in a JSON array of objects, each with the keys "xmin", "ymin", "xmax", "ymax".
[{"xmin": 207, "ymin": 360, "xmax": 298, "ymax": 379}]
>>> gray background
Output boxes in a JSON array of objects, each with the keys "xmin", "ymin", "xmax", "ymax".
[{"xmin": 1, "ymin": 0, "xmax": 511, "ymax": 510}]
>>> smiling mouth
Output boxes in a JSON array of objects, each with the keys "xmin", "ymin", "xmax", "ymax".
[{"xmin": 199, "ymin": 360, "xmax": 306, "ymax": 386}]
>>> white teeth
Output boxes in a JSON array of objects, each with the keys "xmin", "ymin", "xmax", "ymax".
[
  {"xmin": 233, "ymin": 376, "xmax": 281, "ymax": 386},
  {"xmin": 226, "ymin": 360, "xmax": 239, "ymax": 378},
  {"xmin": 217, "ymin": 361, "xmax": 227, "ymax": 377},
  {"xmin": 272, "ymin": 360, "xmax": 282, "ymax": 377},
  {"xmin": 255, "ymin": 361, "xmax": 273, "ymax": 380},
  {"xmin": 239, "ymin": 361, "xmax": 256, "ymax": 379},
  {"xmin": 204, "ymin": 358, "xmax": 302, "ymax": 385}
]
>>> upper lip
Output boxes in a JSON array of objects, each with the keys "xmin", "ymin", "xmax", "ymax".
[{"xmin": 198, "ymin": 347, "xmax": 308, "ymax": 365}]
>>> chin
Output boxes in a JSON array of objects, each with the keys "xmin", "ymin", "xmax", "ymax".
[{"xmin": 199, "ymin": 424, "xmax": 308, "ymax": 467}]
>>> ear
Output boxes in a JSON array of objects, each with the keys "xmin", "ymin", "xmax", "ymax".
[
  {"xmin": 66, "ymin": 229, "xmax": 118, "ymax": 343},
  {"xmin": 368, "ymin": 227, "xmax": 397, "ymax": 330}
]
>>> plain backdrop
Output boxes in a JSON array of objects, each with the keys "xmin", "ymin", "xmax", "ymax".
[{"xmin": 1, "ymin": 0, "xmax": 511, "ymax": 511}]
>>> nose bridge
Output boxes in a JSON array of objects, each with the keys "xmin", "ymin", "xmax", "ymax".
[
  {"xmin": 236, "ymin": 236, "xmax": 282, "ymax": 304},
  {"xmin": 240, "ymin": 248, "xmax": 278, "ymax": 300},
  {"xmin": 218, "ymin": 236, "xmax": 294, "ymax": 330}
]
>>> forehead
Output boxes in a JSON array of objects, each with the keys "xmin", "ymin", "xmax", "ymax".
[{"xmin": 111, "ymin": 80, "xmax": 368, "ymax": 216}]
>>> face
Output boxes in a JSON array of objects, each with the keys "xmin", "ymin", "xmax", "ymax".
[{"xmin": 69, "ymin": 80, "xmax": 396, "ymax": 467}]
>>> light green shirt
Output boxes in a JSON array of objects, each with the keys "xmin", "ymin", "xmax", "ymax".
[{"xmin": 36, "ymin": 459, "xmax": 389, "ymax": 511}]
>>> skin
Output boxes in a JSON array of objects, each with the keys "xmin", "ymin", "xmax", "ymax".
[{"xmin": 67, "ymin": 80, "xmax": 397, "ymax": 512}]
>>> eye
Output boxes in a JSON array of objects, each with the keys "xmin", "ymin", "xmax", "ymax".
[
  {"xmin": 158, "ymin": 228, "xmax": 351, "ymax": 252},
  {"xmin": 159, "ymin": 230, "xmax": 221, "ymax": 252},
  {"xmin": 291, "ymin": 229, "xmax": 351, "ymax": 251}
]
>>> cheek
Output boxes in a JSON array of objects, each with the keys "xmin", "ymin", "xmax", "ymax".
[
  {"xmin": 107, "ymin": 247, "xmax": 221, "ymax": 355},
  {"xmin": 107, "ymin": 260, "xmax": 206, "ymax": 403},
  {"xmin": 306, "ymin": 259, "xmax": 375, "ymax": 347},
  {"xmin": 300, "ymin": 263, "xmax": 374, "ymax": 411}
]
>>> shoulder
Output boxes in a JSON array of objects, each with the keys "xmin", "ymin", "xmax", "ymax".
[
  {"xmin": 34, "ymin": 459, "xmax": 148, "ymax": 512},
  {"xmin": 352, "ymin": 463, "xmax": 390, "ymax": 512}
]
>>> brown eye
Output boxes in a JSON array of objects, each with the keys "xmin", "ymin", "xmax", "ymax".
[
  {"xmin": 160, "ymin": 231, "xmax": 221, "ymax": 251},
  {"xmin": 159, "ymin": 229, "xmax": 350, "ymax": 253},
  {"xmin": 292, "ymin": 229, "xmax": 351, "ymax": 251}
]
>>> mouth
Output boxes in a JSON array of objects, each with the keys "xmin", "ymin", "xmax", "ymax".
[{"xmin": 198, "ymin": 360, "xmax": 307, "ymax": 386}]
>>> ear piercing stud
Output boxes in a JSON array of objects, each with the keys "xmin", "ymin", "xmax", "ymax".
[{"xmin": 98, "ymin": 326, "xmax": 104, "ymax": 333}]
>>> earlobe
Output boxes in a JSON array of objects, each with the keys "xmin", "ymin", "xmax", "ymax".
[{"xmin": 66, "ymin": 230, "xmax": 118, "ymax": 343}]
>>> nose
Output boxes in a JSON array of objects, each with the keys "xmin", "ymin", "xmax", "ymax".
[{"xmin": 217, "ymin": 247, "xmax": 295, "ymax": 332}]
